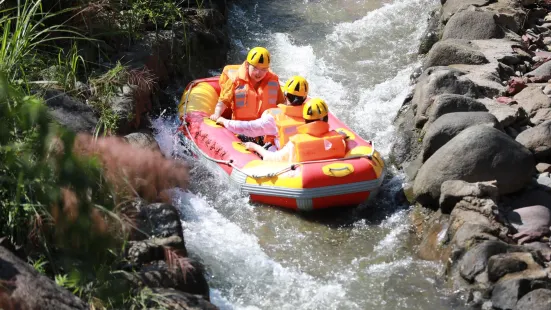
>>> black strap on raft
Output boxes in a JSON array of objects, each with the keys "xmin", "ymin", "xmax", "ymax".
[{"xmin": 237, "ymin": 134, "xmax": 264, "ymax": 145}]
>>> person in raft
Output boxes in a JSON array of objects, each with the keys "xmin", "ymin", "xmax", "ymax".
[
  {"xmin": 208, "ymin": 46, "xmax": 286, "ymax": 122},
  {"xmin": 244, "ymin": 98, "xmax": 347, "ymax": 162},
  {"xmin": 215, "ymin": 76, "xmax": 310, "ymax": 151}
]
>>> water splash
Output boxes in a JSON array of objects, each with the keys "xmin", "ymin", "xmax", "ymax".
[{"xmin": 149, "ymin": 0, "xmax": 464, "ymax": 308}]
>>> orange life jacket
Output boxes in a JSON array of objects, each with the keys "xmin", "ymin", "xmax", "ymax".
[
  {"xmin": 263, "ymin": 102, "xmax": 307, "ymax": 149},
  {"xmin": 289, "ymin": 121, "xmax": 347, "ymax": 162},
  {"xmin": 222, "ymin": 62, "xmax": 280, "ymax": 121}
]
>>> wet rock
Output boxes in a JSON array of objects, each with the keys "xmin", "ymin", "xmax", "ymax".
[
  {"xmin": 134, "ymin": 203, "xmax": 184, "ymax": 241},
  {"xmin": 538, "ymin": 173, "xmax": 551, "ymax": 191},
  {"xmin": 523, "ymin": 241, "xmax": 551, "ymax": 262},
  {"xmin": 516, "ymin": 120, "xmax": 551, "ymax": 161},
  {"xmin": 440, "ymin": 0, "xmax": 493, "ymax": 23},
  {"xmin": 42, "ymin": 89, "xmax": 98, "ymax": 134},
  {"xmin": 442, "ymin": 9, "xmax": 505, "ymax": 41},
  {"xmin": 488, "ymin": 252, "xmax": 543, "ymax": 282},
  {"xmin": 124, "ymin": 132, "xmax": 161, "ymax": 152},
  {"xmin": 419, "ymin": 8, "xmax": 443, "ymax": 55},
  {"xmin": 403, "ymin": 154, "xmax": 423, "ymax": 181},
  {"xmin": 482, "ymin": 301, "xmax": 493, "ymax": 310},
  {"xmin": 423, "ymin": 39, "xmax": 489, "ymax": 69},
  {"xmin": 513, "ymin": 87, "xmax": 551, "ymax": 117},
  {"xmin": 536, "ymin": 163, "xmax": 551, "ymax": 174},
  {"xmin": 421, "ymin": 112, "xmax": 501, "ymax": 162},
  {"xmin": 0, "ymin": 246, "xmax": 88, "ymax": 309},
  {"xmin": 413, "ymin": 125, "xmax": 535, "ymax": 208},
  {"xmin": 448, "ymin": 196, "xmax": 508, "ymax": 245},
  {"xmin": 147, "ymin": 288, "xmax": 219, "ymax": 310},
  {"xmin": 439, "ymin": 180, "xmax": 499, "ymax": 214},
  {"xmin": 459, "ymin": 240, "xmax": 512, "ymax": 282},
  {"xmin": 452, "ymin": 223, "xmax": 500, "ymax": 249},
  {"xmin": 492, "ymin": 278, "xmax": 532, "ymax": 310},
  {"xmin": 390, "ymin": 103, "xmax": 423, "ymax": 168},
  {"xmin": 126, "ymin": 260, "xmax": 210, "ymax": 299},
  {"xmin": 127, "ymin": 236, "xmax": 186, "ymax": 266},
  {"xmin": 514, "ymin": 288, "xmax": 551, "ymax": 310},
  {"xmin": 412, "ymin": 67, "xmax": 482, "ymax": 128},
  {"xmin": 426, "ymin": 94, "xmax": 488, "ymax": 125},
  {"xmin": 417, "ymin": 210, "xmax": 451, "ymax": 261}
]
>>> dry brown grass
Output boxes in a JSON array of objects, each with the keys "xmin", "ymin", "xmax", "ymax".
[{"xmin": 73, "ymin": 133, "xmax": 189, "ymax": 203}]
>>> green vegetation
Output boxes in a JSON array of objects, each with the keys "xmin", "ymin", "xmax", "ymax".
[{"xmin": 0, "ymin": 0, "xmax": 203, "ymax": 307}]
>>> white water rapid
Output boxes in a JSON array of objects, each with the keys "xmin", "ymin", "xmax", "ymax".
[{"xmin": 152, "ymin": 0, "xmax": 471, "ymax": 309}]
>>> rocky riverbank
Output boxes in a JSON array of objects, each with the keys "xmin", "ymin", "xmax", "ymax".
[
  {"xmin": 0, "ymin": 0, "xmax": 229, "ymax": 309},
  {"xmin": 392, "ymin": 0, "xmax": 551, "ymax": 308}
]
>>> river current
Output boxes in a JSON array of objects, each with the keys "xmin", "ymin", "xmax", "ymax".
[{"xmin": 152, "ymin": 0, "xmax": 471, "ymax": 309}]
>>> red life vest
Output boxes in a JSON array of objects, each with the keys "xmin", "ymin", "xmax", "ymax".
[
  {"xmin": 289, "ymin": 121, "xmax": 346, "ymax": 162},
  {"xmin": 222, "ymin": 62, "xmax": 280, "ymax": 121}
]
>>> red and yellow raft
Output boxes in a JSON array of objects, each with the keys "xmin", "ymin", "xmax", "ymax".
[{"xmin": 177, "ymin": 77, "xmax": 386, "ymax": 211}]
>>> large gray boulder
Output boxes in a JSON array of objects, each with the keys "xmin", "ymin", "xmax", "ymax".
[
  {"xmin": 515, "ymin": 120, "xmax": 551, "ymax": 161},
  {"xmin": 459, "ymin": 240, "xmax": 512, "ymax": 282},
  {"xmin": 131, "ymin": 202, "xmax": 185, "ymax": 241},
  {"xmin": 515, "ymin": 289, "xmax": 551, "ymax": 310},
  {"xmin": 513, "ymin": 87, "xmax": 551, "ymax": 118},
  {"xmin": 530, "ymin": 108, "xmax": 551, "ymax": 126},
  {"xmin": 419, "ymin": 8, "xmax": 443, "ymax": 55},
  {"xmin": 390, "ymin": 102, "xmax": 423, "ymax": 168},
  {"xmin": 412, "ymin": 67, "xmax": 482, "ymax": 128},
  {"xmin": 440, "ymin": 0, "xmax": 493, "ymax": 23},
  {"xmin": 442, "ymin": 9, "xmax": 506, "ymax": 40},
  {"xmin": 426, "ymin": 94, "xmax": 488, "ymax": 125},
  {"xmin": 484, "ymin": 101, "xmax": 529, "ymax": 128},
  {"xmin": 423, "ymin": 39, "xmax": 489, "ymax": 69},
  {"xmin": 492, "ymin": 278, "xmax": 532, "ymax": 310},
  {"xmin": 43, "ymin": 90, "xmax": 98, "ymax": 134},
  {"xmin": 526, "ymin": 61, "xmax": 551, "ymax": 78},
  {"xmin": 125, "ymin": 260, "xmax": 210, "ymax": 299},
  {"xmin": 0, "ymin": 246, "xmax": 88, "ymax": 309},
  {"xmin": 439, "ymin": 180, "xmax": 499, "ymax": 214},
  {"xmin": 414, "ymin": 125, "xmax": 535, "ymax": 208},
  {"xmin": 146, "ymin": 288, "xmax": 219, "ymax": 310},
  {"xmin": 422, "ymin": 112, "xmax": 501, "ymax": 161},
  {"xmin": 487, "ymin": 253, "xmax": 529, "ymax": 283}
]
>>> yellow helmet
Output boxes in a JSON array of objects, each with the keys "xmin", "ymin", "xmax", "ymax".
[
  {"xmin": 303, "ymin": 97, "xmax": 329, "ymax": 121},
  {"xmin": 246, "ymin": 47, "xmax": 271, "ymax": 69},
  {"xmin": 284, "ymin": 76, "xmax": 309, "ymax": 98}
]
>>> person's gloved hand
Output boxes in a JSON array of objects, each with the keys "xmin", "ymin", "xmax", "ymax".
[
  {"xmin": 216, "ymin": 117, "xmax": 228, "ymax": 124},
  {"xmin": 209, "ymin": 113, "xmax": 220, "ymax": 121},
  {"xmin": 244, "ymin": 142, "xmax": 258, "ymax": 151}
]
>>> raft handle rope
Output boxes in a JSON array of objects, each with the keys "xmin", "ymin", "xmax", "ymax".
[{"xmin": 177, "ymin": 80, "xmax": 380, "ymax": 180}]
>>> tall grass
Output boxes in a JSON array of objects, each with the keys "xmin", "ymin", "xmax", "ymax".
[{"xmin": 0, "ymin": 0, "xmax": 86, "ymax": 83}]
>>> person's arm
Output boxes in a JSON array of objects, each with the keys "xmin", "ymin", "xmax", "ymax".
[
  {"xmin": 217, "ymin": 114, "xmax": 277, "ymax": 137},
  {"xmin": 210, "ymin": 76, "xmax": 233, "ymax": 120},
  {"xmin": 245, "ymin": 141, "xmax": 294, "ymax": 162},
  {"xmin": 210, "ymin": 101, "xmax": 227, "ymax": 121}
]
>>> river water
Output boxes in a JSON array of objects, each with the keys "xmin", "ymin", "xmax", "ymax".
[{"xmin": 152, "ymin": 0, "xmax": 472, "ymax": 309}]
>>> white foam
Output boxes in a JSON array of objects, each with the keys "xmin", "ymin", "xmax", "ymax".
[
  {"xmin": 150, "ymin": 0, "xmax": 446, "ymax": 308},
  {"xmin": 171, "ymin": 190, "xmax": 358, "ymax": 310}
]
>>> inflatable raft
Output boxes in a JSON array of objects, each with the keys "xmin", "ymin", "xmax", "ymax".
[{"xmin": 177, "ymin": 77, "xmax": 386, "ymax": 211}]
